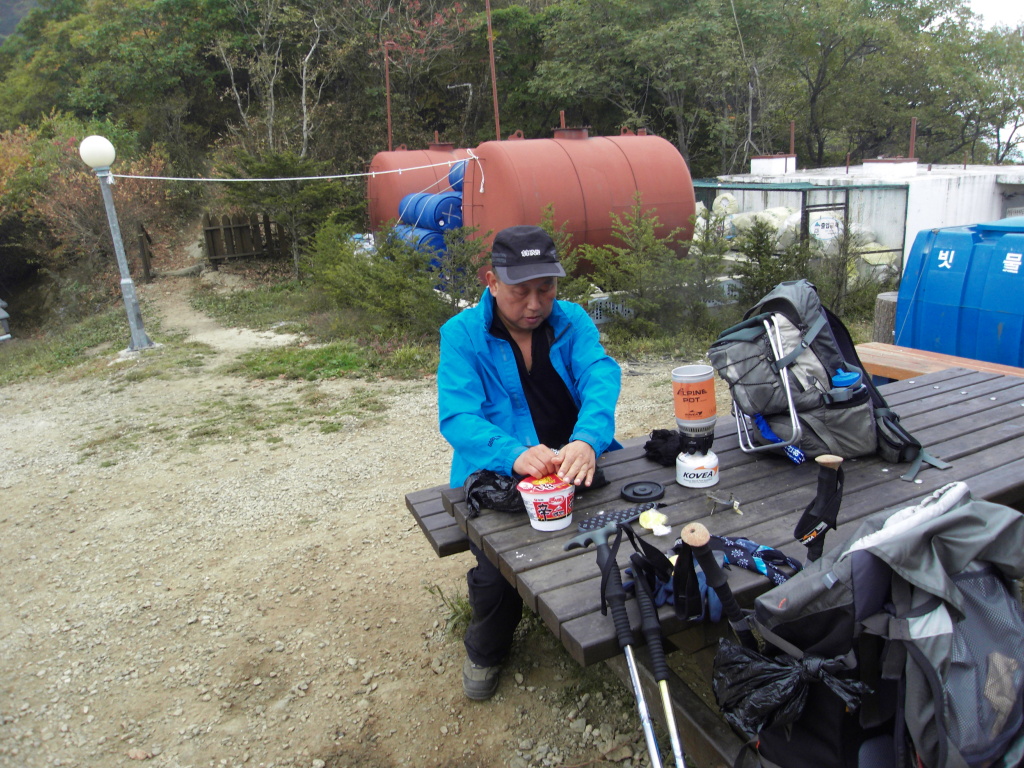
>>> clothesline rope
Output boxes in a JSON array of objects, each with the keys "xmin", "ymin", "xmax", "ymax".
[{"xmin": 108, "ymin": 157, "xmax": 471, "ymax": 184}]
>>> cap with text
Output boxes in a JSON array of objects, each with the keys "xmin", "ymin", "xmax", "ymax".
[{"xmin": 490, "ymin": 225, "xmax": 566, "ymax": 285}]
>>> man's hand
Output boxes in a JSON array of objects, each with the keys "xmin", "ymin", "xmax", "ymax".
[
  {"xmin": 513, "ymin": 445, "xmax": 560, "ymax": 480},
  {"xmin": 552, "ymin": 440, "xmax": 597, "ymax": 487}
]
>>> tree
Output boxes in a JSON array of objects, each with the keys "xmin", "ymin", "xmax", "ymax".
[
  {"xmin": 579, "ymin": 194, "xmax": 690, "ymax": 336},
  {"xmin": 732, "ymin": 217, "xmax": 810, "ymax": 307},
  {"xmin": 307, "ymin": 220, "xmax": 454, "ymax": 338},
  {"xmin": 217, "ymin": 150, "xmax": 355, "ymax": 278},
  {"xmin": 0, "ymin": 0, "xmax": 234, "ymax": 172},
  {"xmin": 975, "ymin": 25, "xmax": 1024, "ymax": 163}
]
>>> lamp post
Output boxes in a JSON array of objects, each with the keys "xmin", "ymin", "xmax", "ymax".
[{"xmin": 79, "ymin": 135, "xmax": 153, "ymax": 352}]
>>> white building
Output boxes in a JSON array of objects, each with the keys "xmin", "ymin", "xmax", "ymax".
[{"xmin": 696, "ymin": 158, "xmax": 1024, "ymax": 270}]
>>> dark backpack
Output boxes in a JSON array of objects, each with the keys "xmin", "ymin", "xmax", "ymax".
[
  {"xmin": 708, "ymin": 279, "xmax": 946, "ymax": 480},
  {"xmin": 714, "ymin": 482, "xmax": 1024, "ymax": 768}
]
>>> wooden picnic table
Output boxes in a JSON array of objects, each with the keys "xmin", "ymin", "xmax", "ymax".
[{"xmin": 406, "ymin": 367, "xmax": 1024, "ymax": 767}]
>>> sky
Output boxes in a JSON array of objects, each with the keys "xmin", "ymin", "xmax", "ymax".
[{"xmin": 968, "ymin": 0, "xmax": 1024, "ymax": 28}]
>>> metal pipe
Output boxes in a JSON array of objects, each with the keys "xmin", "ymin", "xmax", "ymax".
[
  {"xmin": 484, "ymin": 0, "xmax": 501, "ymax": 141},
  {"xmin": 95, "ymin": 169, "xmax": 153, "ymax": 351},
  {"xmin": 789, "ymin": 121, "xmax": 795, "ymax": 155},
  {"xmin": 384, "ymin": 43, "xmax": 394, "ymax": 152},
  {"xmin": 909, "ymin": 117, "xmax": 917, "ymax": 159}
]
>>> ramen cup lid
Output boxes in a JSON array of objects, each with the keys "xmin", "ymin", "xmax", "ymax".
[
  {"xmin": 620, "ymin": 481, "xmax": 665, "ymax": 503},
  {"xmin": 517, "ymin": 474, "xmax": 572, "ymax": 493}
]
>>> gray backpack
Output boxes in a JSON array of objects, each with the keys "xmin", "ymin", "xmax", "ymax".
[
  {"xmin": 709, "ymin": 279, "xmax": 945, "ymax": 479},
  {"xmin": 747, "ymin": 482, "xmax": 1024, "ymax": 768}
]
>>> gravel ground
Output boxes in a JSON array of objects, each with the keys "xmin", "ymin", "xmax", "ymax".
[{"xmin": 0, "ymin": 272, "xmax": 727, "ymax": 768}]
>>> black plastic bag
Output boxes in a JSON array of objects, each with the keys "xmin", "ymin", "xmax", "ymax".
[
  {"xmin": 463, "ymin": 470, "xmax": 526, "ymax": 518},
  {"xmin": 712, "ymin": 639, "xmax": 871, "ymax": 735}
]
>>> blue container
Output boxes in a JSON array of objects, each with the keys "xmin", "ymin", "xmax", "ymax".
[
  {"xmin": 398, "ymin": 191, "xmax": 462, "ymax": 231},
  {"xmin": 420, "ymin": 192, "xmax": 463, "ymax": 231},
  {"xmin": 448, "ymin": 160, "xmax": 467, "ymax": 192},
  {"xmin": 393, "ymin": 224, "xmax": 446, "ymax": 256},
  {"xmin": 895, "ymin": 217, "xmax": 1024, "ymax": 366},
  {"xmin": 398, "ymin": 192, "xmax": 432, "ymax": 227}
]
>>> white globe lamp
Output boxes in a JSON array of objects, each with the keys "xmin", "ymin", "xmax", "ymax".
[{"xmin": 79, "ymin": 135, "xmax": 117, "ymax": 169}]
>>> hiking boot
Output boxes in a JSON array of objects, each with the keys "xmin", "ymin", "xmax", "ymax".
[{"xmin": 462, "ymin": 658, "xmax": 500, "ymax": 701}]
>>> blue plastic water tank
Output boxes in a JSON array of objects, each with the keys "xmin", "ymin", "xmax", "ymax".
[
  {"xmin": 397, "ymin": 191, "xmax": 462, "ymax": 231},
  {"xmin": 895, "ymin": 217, "xmax": 1024, "ymax": 366},
  {"xmin": 398, "ymin": 192, "xmax": 432, "ymax": 227},
  {"xmin": 420, "ymin": 192, "xmax": 463, "ymax": 231},
  {"xmin": 448, "ymin": 160, "xmax": 467, "ymax": 192},
  {"xmin": 393, "ymin": 224, "xmax": 446, "ymax": 256}
]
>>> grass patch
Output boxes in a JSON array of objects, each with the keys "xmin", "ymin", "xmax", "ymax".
[
  {"xmin": 227, "ymin": 342, "xmax": 368, "ymax": 380},
  {"xmin": 189, "ymin": 282, "xmax": 311, "ymax": 331},
  {"xmin": 425, "ymin": 582, "xmax": 472, "ymax": 638},
  {"xmin": 0, "ymin": 309, "xmax": 128, "ymax": 384},
  {"xmin": 78, "ymin": 422, "xmax": 146, "ymax": 459},
  {"xmin": 73, "ymin": 381, "xmax": 392, "ymax": 462},
  {"xmin": 117, "ymin": 339, "xmax": 213, "ymax": 382},
  {"xmin": 603, "ymin": 327, "xmax": 720, "ymax": 363}
]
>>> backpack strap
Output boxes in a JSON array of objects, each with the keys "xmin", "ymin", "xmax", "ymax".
[
  {"xmin": 875, "ymin": 407, "xmax": 951, "ymax": 481},
  {"xmin": 799, "ymin": 410, "xmax": 843, "ymax": 457},
  {"xmin": 824, "ymin": 306, "xmax": 951, "ymax": 479},
  {"xmin": 770, "ymin": 312, "xmax": 828, "ymax": 374}
]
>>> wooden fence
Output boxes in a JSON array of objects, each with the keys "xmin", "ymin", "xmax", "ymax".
[
  {"xmin": 202, "ymin": 212, "xmax": 286, "ymax": 268},
  {"xmin": 136, "ymin": 224, "xmax": 153, "ymax": 283}
]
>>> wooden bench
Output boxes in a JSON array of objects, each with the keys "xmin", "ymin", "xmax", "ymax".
[
  {"xmin": 856, "ymin": 342, "xmax": 1024, "ymax": 381},
  {"xmin": 405, "ymin": 484, "xmax": 469, "ymax": 558}
]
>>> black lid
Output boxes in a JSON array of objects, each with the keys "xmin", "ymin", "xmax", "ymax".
[{"xmin": 620, "ymin": 481, "xmax": 665, "ymax": 503}]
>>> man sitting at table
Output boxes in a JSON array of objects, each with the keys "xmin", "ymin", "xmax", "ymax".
[{"xmin": 437, "ymin": 224, "xmax": 622, "ymax": 701}]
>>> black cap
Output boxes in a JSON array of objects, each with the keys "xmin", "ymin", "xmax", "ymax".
[{"xmin": 490, "ymin": 225, "xmax": 566, "ymax": 284}]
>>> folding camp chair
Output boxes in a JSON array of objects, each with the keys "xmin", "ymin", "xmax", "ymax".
[{"xmin": 732, "ymin": 315, "xmax": 803, "ymax": 455}]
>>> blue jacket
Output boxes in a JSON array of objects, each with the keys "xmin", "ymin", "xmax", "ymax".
[{"xmin": 438, "ymin": 289, "xmax": 622, "ymax": 487}]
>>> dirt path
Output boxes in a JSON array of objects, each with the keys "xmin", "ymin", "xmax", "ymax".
[{"xmin": 1, "ymin": 273, "xmax": 701, "ymax": 768}]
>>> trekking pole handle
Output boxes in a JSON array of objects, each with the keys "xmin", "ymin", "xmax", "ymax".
[
  {"xmin": 816, "ymin": 454, "xmax": 843, "ymax": 472},
  {"xmin": 565, "ymin": 524, "xmax": 634, "ymax": 648},
  {"xmin": 680, "ymin": 523, "xmax": 758, "ymax": 650},
  {"xmin": 630, "ymin": 552, "xmax": 670, "ymax": 684}
]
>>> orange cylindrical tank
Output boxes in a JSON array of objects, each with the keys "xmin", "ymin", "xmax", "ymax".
[
  {"xmin": 461, "ymin": 129, "xmax": 695, "ymax": 251},
  {"xmin": 367, "ymin": 143, "xmax": 471, "ymax": 231}
]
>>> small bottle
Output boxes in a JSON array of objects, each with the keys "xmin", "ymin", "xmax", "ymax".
[{"xmin": 830, "ymin": 368, "xmax": 865, "ymax": 402}]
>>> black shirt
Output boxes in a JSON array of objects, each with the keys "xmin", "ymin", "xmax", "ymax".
[{"xmin": 489, "ymin": 314, "xmax": 579, "ymax": 449}]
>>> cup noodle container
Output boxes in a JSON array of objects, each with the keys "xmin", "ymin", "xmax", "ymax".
[
  {"xmin": 517, "ymin": 474, "xmax": 575, "ymax": 531},
  {"xmin": 672, "ymin": 364, "xmax": 717, "ymax": 437}
]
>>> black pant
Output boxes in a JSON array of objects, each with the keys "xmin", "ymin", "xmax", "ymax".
[{"xmin": 463, "ymin": 543, "xmax": 522, "ymax": 667}]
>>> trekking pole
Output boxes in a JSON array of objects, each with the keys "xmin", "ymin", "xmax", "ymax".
[
  {"xmin": 630, "ymin": 549, "xmax": 687, "ymax": 768},
  {"xmin": 793, "ymin": 454, "xmax": 844, "ymax": 563},
  {"xmin": 679, "ymin": 523, "xmax": 758, "ymax": 651},
  {"xmin": 565, "ymin": 524, "xmax": 664, "ymax": 768}
]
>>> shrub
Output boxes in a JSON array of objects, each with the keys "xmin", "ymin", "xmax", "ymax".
[
  {"xmin": 538, "ymin": 205, "xmax": 594, "ymax": 307},
  {"xmin": 808, "ymin": 224, "xmax": 898, "ymax": 321},
  {"xmin": 0, "ymin": 114, "xmax": 173, "ymax": 322},
  {"xmin": 578, "ymin": 194, "xmax": 690, "ymax": 335},
  {"xmin": 678, "ymin": 206, "xmax": 730, "ymax": 333},
  {"xmin": 307, "ymin": 220, "xmax": 454, "ymax": 338},
  {"xmin": 437, "ymin": 226, "xmax": 491, "ymax": 314},
  {"xmin": 732, "ymin": 217, "xmax": 811, "ymax": 307}
]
